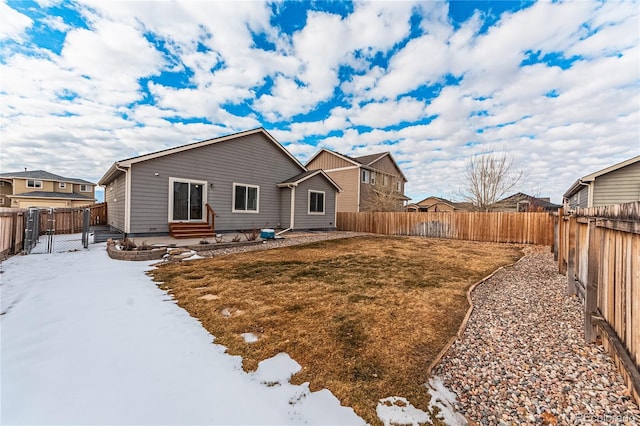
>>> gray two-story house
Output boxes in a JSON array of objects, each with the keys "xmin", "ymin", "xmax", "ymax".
[
  {"xmin": 563, "ymin": 155, "xmax": 640, "ymax": 210},
  {"xmin": 98, "ymin": 128, "xmax": 341, "ymax": 238}
]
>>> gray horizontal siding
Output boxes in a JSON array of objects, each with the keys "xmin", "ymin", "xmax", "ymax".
[
  {"xmin": 280, "ymin": 188, "xmax": 292, "ymax": 229},
  {"xmin": 105, "ymin": 172, "xmax": 126, "ymax": 232},
  {"xmin": 292, "ymin": 174, "xmax": 337, "ymax": 230},
  {"xmin": 129, "ymin": 132, "xmax": 304, "ymax": 234},
  {"xmin": 592, "ymin": 162, "xmax": 640, "ymax": 206}
]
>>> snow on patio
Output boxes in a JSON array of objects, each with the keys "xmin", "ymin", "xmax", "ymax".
[{"xmin": 0, "ymin": 244, "xmax": 465, "ymax": 425}]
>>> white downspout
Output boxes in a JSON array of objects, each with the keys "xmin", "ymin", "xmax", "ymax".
[{"xmin": 276, "ymin": 184, "xmax": 295, "ymax": 236}]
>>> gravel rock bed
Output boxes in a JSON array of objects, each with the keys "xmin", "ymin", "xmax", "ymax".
[
  {"xmin": 196, "ymin": 231, "xmax": 366, "ymax": 257},
  {"xmin": 433, "ymin": 245, "xmax": 640, "ymax": 425}
]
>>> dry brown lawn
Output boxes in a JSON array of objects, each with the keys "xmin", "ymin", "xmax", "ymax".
[{"xmin": 150, "ymin": 236, "xmax": 522, "ymax": 425}]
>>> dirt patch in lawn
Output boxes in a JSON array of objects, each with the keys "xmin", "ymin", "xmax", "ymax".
[{"xmin": 150, "ymin": 236, "xmax": 523, "ymax": 425}]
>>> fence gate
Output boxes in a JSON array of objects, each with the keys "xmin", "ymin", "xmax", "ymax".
[{"xmin": 24, "ymin": 207, "xmax": 91, "ymax": 254}]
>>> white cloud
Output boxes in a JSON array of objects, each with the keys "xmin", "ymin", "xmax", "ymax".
[
  {"xmin": 61, "ymin": 20, "xmax": 164, "ymax": 91},
  {"xmin": 370, "ymin": 34, "xmax": 450, "ymax": 100},
  {"xmin": 0, "ymin": 1, "xmax": 33, "ymax": 41},
  {"xmin": 346, "ymin": 97, "xmax": 427, "ymax": 128},
  {"xmin": 0, "ymin": 0, "xmax": 638, "ymax": 205}
]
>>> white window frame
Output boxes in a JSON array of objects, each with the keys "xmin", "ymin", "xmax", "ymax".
[
  {"xmin": 59, "ymin": 182, "xmax": 66, "ymax": 189},
  {"xmin": 168, "ymin": 177, "xmax": 208, "ymax": 222},
  {"xmin": 308, "ymin": 190, "xmax": 325, "ymax": 215},
  {"xmin": 396, "ymin": 181, "xmax": 401, "ymax": 191},
  {"xmin": 383, "ymin": 175, "xmax": 388, "ymax": 187},
  {"xmin": 361, "ymin": 169, "xmax": 370, "ymax": 184},
  {"xmin": 79, "ymin": 184, "xmax": 91, "ymax": 192},
  {"xmin": 27, "ymin": 180, "xmax": 43, "ymax": 188},
  {"xmin": 232, "ymin": 183, "xmax": 260, "ymax": 213},
  {"xmin": 370, "ymin": 174, "xmax": 376, "ymax": 186}
]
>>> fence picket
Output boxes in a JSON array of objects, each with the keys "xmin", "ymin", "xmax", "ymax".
[{"xmin": 337, "ymin": 211, "xmax": 555, "ymax": 245}]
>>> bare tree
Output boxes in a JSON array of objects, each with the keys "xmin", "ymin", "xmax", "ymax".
[
  {"xmin": 361, "ymin": 185, "xmax": 406, "ymax": 212},
  {"xmin": 462, "ymin": 150, "xmax": 523, "ymax": 212}
]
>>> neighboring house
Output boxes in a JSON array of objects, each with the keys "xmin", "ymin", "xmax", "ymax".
[
  {"xmin": 406, "ymin": 196, "xmax": 473, "ymax": 212},
  {"xmin": 493, "ymin": 192, "xmax": 561, "ymax": 212},
  {"xmin": 98, "ymin": 128, "xmax": 341, "ymax": 238},
  {"xmin": 563, "ymin": 155, "xmax": 640, "ymax": 210},
  {"xmin": 0, "ymin": 170, "xmax": 96, "ymax": 208},
  {"xmin": 305, "ymin": 149, "xmax": 408, "ymax": 212}
]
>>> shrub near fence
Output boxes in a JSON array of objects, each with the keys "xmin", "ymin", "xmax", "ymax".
[{"xmin": 336, "ymin": 211, "xmax": 555, "ymax": 245}]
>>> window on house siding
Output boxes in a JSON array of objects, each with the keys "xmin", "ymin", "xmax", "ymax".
[
  {"xmin": 59, "ymin": 182, "xmax": 66, "ymax": 189},
  {"xmin": 79, "ymin": 184, "xmax": 90, "ymax": 192},
  {"xmin": 396, "ymin": 181, "xmax": 401, "ymax": 191},
  {"xmin": 233, "ymin": 183, "xmax": 259, "ymax": 212},
  {"xmin": 383, "ymin": 175, "xmax": 388, "ymax": 187},
  {"xmin": 361, "ymin": 170, "xmax": 370, "ymax": 183},
  {"xmin": 309, "ymin": 190, "xmax": 325, "ymax": 214},
  {"xmin": 370, "ymin": 174, "xmax": 376, "ymax": 186},
  {"xmin": 27, "ymin": 180, "xmax": 42, "ymax": 188}
]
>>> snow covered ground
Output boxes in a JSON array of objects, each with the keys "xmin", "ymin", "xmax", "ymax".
[{"xmin": 1, "ymin": 244, "xmax": 465, "ymax": 425}]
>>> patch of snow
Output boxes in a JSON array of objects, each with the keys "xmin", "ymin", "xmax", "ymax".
[
  {"xmin": 30, "ymin": 232, "xmax": 89, "ymax": 254},
  {"xmin": 251, "ymin": 352, "xmax": 301, "ymax": 386},
  {"xmin": 241, "ymin": 332, "xmax": 259, "ymax": 343},
  {"xmin": 198, "ymin": 294, "xmax": 219, "ymax": 301},
  {"xmin": 0, "ymin": 245, "xmax": 364, "ymax": 425},
  {"xmin": 427, "ymin": 377, "xmax": 468, "ymax": 426},
  {"xmin": 377, "ymin": 396, "xmax": 431, "ymax": 426},
  {"xmin": 182, "ymin": 253, "xmax": 204, "ymax": 261},
  {"xmin": 376, "ymin": 378, "xmax": 468, "ymax": 426}
]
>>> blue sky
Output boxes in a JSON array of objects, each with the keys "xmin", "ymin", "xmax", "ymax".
[{"xmin": 1, "ymin": 0, "xmax": 638, "ymax": 204}]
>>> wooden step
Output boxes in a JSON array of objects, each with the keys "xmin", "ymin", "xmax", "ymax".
[{"xmin": 169, "ymin": 222, "xmax": 215, "ymax": 239}]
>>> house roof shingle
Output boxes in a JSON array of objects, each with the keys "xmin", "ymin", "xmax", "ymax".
[
  {"xmin": 10, "ymin": 191, "xmax": 95, "ymax": 200},
  {"xmin": 277, "ymin": 170, "xmax": 342, "ymax": 192},
  {"xmin": 497, "ymin": 192, "xmax": 561, "ymax": 210},
  {"xmin": 0, "ymin": 170, "xmax": 94, "ymax": 185},
  {"xmin": 307, "ymin": 149, "xmax": 408, "ymax": 182},
  {"xmin": 99, "ymin": 128, "xmax": 305, "ymax": 186}
]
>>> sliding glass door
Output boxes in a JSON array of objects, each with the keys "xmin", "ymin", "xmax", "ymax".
[{"xmin": 170, "ymin": 178, "xmax": 206, "ymax": 222}]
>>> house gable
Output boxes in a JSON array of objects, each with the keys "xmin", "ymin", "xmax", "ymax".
[
  {"xmin": 305, "ymin": 149, "xmax": 359, "ymax": 171},
  {"xmin": 355, "ymin": 152, "xmax": 407, "ymax": 182}
]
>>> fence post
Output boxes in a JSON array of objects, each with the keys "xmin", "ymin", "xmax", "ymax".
[
  {"xmin": 82, "ymin": 208, "xmax": 90, "ymax": 248},
  {"xmin": 566, "ymin": 216, "xmax": 577, "ymax": 295},
  {"xmin": 553, "ymin": 213, "xmax": 559, "ymax": 261},
  {"xmin": 585, "ymin": 218, "xmax": 599, "ymax": 343}
]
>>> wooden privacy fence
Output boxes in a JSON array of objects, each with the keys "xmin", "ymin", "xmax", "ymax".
[
  {"xmin": 558, "ymin": 202, "xmax": 640, "ymax": 403},
  {"xmin": 0, "ymin": 209, "xmax": 26, "ymax": 258},
  {"xmin": 37, "ymin": 203, "xmax": 107, "ymax": 234},
  {"xmin": 337, "ymin": 211, "xmax": 555, "ymax": 245},
  {"xmin": 0, "ymin": 204, "xmax": 107, "ymax": 258},
  {"xmin": 90, "ymin": 202, "xmax": 107, "ymax": 226}
]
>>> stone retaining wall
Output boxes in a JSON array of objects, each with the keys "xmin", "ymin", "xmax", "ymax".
[{"xmin": 106, "ymin": 243, "xmax": 166, "ymax": 261}]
